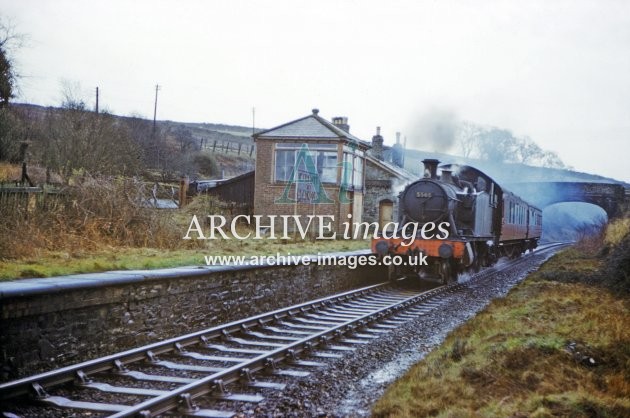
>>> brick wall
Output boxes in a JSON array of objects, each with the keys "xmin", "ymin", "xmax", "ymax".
[
  {"xmin": 0, "ymin": 256, "xmax": 384, "ymax": 380},
  {"xmin": 253, "ymin": 139, "xmax": 360, "ymax": 233}
]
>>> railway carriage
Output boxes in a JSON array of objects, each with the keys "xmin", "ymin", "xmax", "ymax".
[
  {"xmin": 501, "ymin": 191, "xmax": 542, "ymax": 256},
  {"xmin": 371, "ymin": 159, "xmax": 542, "ymax": 283}
]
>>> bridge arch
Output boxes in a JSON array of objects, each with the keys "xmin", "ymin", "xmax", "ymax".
[
  {"xmin": 542, "ymin": 202, "xmax": 608, "ymax": 241},
  {"xmin": 504, "ymin": 182, "xmax": 627, "ymax": 219}
]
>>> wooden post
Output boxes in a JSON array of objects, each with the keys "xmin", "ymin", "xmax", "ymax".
[{"xmin": 179, "ymin": 177, "xmax": 189, "ymax": 208}]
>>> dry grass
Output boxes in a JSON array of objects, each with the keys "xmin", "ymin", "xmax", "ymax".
[
  {"xmin": 0, "ymin": 162, "xmax": 21, "ymax": 182},
  {"xmin": 605, "ymin": 217, "xmax": 630, "ymax": 247},
  {"xmin": 0, "ymin": 162, "xmax": 63, "ymax": 185},
  {"xmin": 0, "ymin": 180, "xmax": 369, "ymax": 279},
  {"xmin": 0, "ymin": 176, "xmax": 191, "ymax": 260},
  {"xmin": 373, "ymin": 240, "xmax": 630, "ymax": 417}
]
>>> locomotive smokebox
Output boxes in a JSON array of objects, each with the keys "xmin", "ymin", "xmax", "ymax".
[{"xmin": 422, "ymin": 159, "xmax": 440, "ymax": 179}]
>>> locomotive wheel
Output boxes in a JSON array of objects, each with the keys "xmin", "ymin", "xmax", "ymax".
[
  {"xmin": 438, "ymin": 261, "xmax": 450, "ymax": 284},
  {"xmin": 387, "ymin": 263, "xmax": 415, "ymax": 282},
  {"xmin": 477, "ymin": 245, "xmax": 489, "ymax": 267},
  {"xmin": 483, "ymin": 254, "xmax": 490, "ymax": 267},
  {"xmin": 439, "ymin": 260, "xmax": 457, "ymax": 284},
  {"xmin": 487, "ymin": 251, "xmax": 497, "ymax": 266},
  {"xmin": 472, "ymin": 256, "xmax": 481, "ymax": 273},
  {"xmin": 387, "ymin": 264, "xmax": 397, "ymax": 283}
]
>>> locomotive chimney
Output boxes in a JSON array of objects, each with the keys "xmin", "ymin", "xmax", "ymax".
[
  {"xmin": 441, "ymin": 169, "xmax": 454, "ymax": 184},
  {"xmin": 422, "ymin": 159, "xmax": 440, "ymax": 179}
]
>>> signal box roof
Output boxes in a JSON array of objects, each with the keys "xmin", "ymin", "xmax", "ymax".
[{"xmin": 253, "ymin": 109, "xmax": 371, "ymax": 149}]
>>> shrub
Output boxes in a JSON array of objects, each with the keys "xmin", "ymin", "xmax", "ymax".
[
  {"xmin": 0, "ymin": 175, "xmax": 198, "ymax": 260},
  {"xmin": 193, "ymin": 153, "xmax": 218, "ymax": 177},
  {"xmin": 603, "ymin": 231, "xmax": 630, "ymax": 294}
]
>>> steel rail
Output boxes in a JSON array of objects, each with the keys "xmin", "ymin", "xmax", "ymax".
[
  {"xmin": 110, "ymin": 242, "xmax": 568, "ymax": 417},
  {"xmin": 0, "ymin": 282, "xmax": 388, "ymax": 401},
  {"xmin": 1, "ymin": 241, "xmax": 569, "ymax": 416},
  {"xmin": 106, "ymin": 286, "xmax": 447, "ymax": 417}
]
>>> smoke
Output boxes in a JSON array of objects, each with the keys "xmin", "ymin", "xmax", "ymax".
[
  {"xmin": 407, "ymin": 107, "xmax": 459, "ymax": 153},
  {"xmin": 541, "ymin": 203, "xmax": 607, "ymax": 242},
  {"xmin": 391, "ymin": 177, "xmax": 410, "ymax": 196}
]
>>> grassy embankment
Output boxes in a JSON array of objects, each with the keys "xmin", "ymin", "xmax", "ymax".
[
  {"xmin": 0, "ymin": 239, "xmax": 368, "ymax": 281},
  {"xmin": 0, "ymin": 163, "xmax": 368, "ymax": 280},
  {"xmin": 373, "ymin": 218, "xmax": 630, "ymax": 417}
]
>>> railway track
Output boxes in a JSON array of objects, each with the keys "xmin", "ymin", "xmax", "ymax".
[{"xmin": 0, "ymin": 243, "xmax": 566, "ymax": 418}]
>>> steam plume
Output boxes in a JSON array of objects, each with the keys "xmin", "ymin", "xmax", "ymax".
[{"xmin": 408, "ymin": 107, "xmax": 459, "ymax": 153}]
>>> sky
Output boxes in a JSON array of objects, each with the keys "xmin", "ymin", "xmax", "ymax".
[{"xmin": 2, "ymin": 0, "xmax": 630, "ymax": 182}]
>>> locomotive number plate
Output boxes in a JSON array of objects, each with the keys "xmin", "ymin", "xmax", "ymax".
[{"xmin": 416, "ymin": 192, "xmax": 432, "ymax": 198}]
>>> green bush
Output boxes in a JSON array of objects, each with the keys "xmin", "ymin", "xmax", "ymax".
[{"xmin": 193, "ymin": 153, "xmax": 218, "ymax": 177}]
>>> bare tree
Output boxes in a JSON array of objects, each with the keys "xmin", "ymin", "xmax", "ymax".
[
  {"xmin": 538, "ymin": 149, "xmax": 567, "ymax": 169},
  {"xmin": 0, "ymin": 17, "xmax": 25, "ymax": 107},
  {"xmin": 0, "ymin": 46, "xmax": 12, "ymax": 106},
  {"xmin": 455, "ymin": 121, "xmax": 567, "ymax": 169},
  {"xmin": 0, "ymin": 17, "xmax": 26, "ymax": 162},
  {"xmin": 456, "ymin": 121, "xmax": 483, "ymax": 158},
  {"xmin": 38, "ymin": 85, "xmax": 143, "ymax": 181},
  {"xmin": 476, "ymin": 128, "xmax": 516, "ymax": 163}
]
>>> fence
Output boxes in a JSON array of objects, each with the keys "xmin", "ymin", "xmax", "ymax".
[
  {"xmin": 0, "ymin": 185, "xmax": 66, "ymax": 217},
  {"xmin": 203, "ymin": 140, "xmax": 256, "ymax": 157}
]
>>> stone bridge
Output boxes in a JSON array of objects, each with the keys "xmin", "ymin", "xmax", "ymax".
[{"xmin": 504, "ymin": 182, "xmax": 629, "ymax": 219}]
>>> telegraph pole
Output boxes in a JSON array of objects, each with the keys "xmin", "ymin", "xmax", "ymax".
[
  {"xmin": 152, "ymin": 84, "xmax": 161, "ymax": 169},
  {"xmin": 153, "ymin": 84, "xmax": 160, "ymax": 133},
  {"xmin": 95, "ymin": 87, "xmax": 99, "ymax": 114},
  {"xmin": 252, "ymin": 107, "xmax": 255, "ymax": 135}
]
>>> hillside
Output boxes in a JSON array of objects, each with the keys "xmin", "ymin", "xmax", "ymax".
[
  {"xmin": 398, "ymin": 148, "xmax": 629, "ymax": 186},
  {"xmin": 10, "ymin": 103, "xmax": 257, "ymax": 180},
  {"xmin": 11, "ymin": 103, "xmax": 628, "ymax": 187},
  {"xmin": 14, "ymin": 102, "xmax": 259, "ymax": 146}
]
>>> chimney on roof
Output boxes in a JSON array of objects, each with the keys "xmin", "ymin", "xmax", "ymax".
[
  {"xmin": 332, "ymin": 116, "xmax": 350, "ymax": 133},
  {"xmin": 392, "ymin": 131, "xmax": 404, "ymax": 168},
  {"xmin": 372, "ymin": 126, "xmax": 384, "ymax": 161},
  {"xmin": 312, "ymin": 108, "xmax": 319, "ymax": 115}
]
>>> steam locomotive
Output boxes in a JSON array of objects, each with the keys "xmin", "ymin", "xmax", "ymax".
[{"xmin": 371, "ymin": 159, "xmax": 542, "ymax": 283}]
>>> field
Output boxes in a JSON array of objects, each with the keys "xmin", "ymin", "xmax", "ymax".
[{"xmin": 372, "ymin": 219, "xmax": 630, "ymax": 417}]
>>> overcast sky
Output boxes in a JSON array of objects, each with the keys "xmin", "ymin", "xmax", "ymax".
[{"xmin": 3, "ymin": 0, "xmax": 629, "ymax": 182}]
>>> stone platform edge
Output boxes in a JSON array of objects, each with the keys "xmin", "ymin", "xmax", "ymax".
[{"xmin": 0, "ymin": 249, "xmax": 373, "ymax": 299}]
